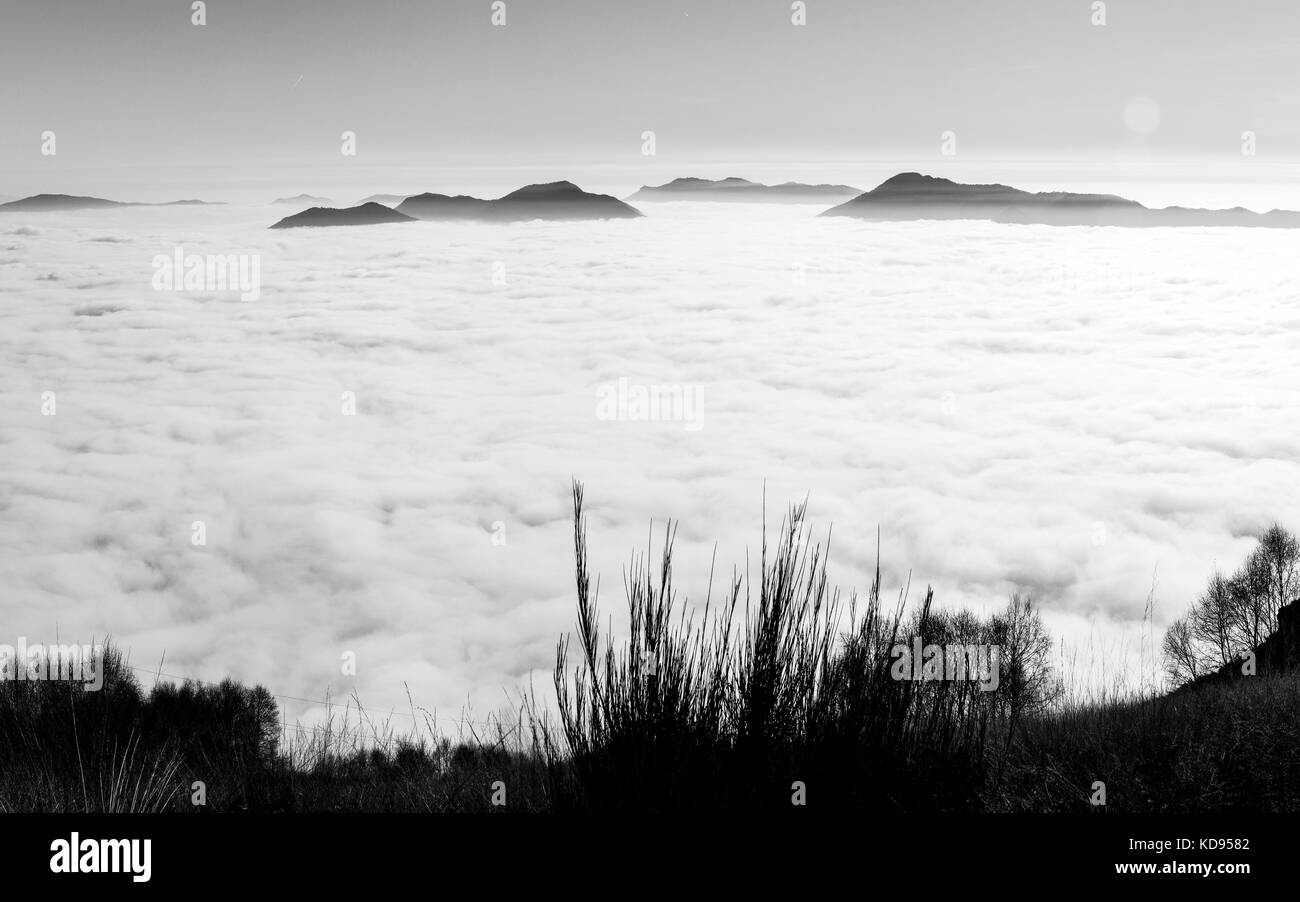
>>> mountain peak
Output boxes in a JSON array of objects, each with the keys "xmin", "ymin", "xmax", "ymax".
[
  {"xmin": 503, "ymin": 180, "xmax": 582, "ymax": 197},
  {"xmin": 395, "ymin": 181, "xmax": 641, "ymax": 222},
  {"xmin": 820, "ymin": 173, "xmax": 1300, "ymax": 227},
  {"xmin": 875, "ymin": 172, "xmax": 959, "ymax": 191},
  {"xmin": 0, "ymin": 194, "xmax": 126, "ymax": 211},
  {"xmin": 628, "ymin": 177, "xmax": 859, "ymax": 203},
  {"xmin": 269, "ymin": 202, "xmax": 417, "ymax": 229},
  {"xmin": 273, "ymin": 194, "xmax": 333, "ymax": 206},
  {"xmin": 658, "ymin": 177, "xmax": 756, "ymax": 188}
]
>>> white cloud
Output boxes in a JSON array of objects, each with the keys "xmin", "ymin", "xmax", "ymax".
[{"xmin": 1, "ymin": 202, "xmax": 1298, "ymax": 723}]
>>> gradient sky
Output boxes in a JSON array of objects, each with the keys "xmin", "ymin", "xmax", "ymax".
[{"xmin": 2, "ymin": 0, "xmax": 1298, "ymax": 196}]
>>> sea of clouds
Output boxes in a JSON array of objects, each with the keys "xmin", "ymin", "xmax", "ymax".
[{"xmin": 2, "ymin": 200, "xmax": 1298, "ymax": 729}]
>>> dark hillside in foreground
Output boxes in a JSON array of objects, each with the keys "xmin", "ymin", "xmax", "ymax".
[
  {"xmin": 2, "ymin": 491, "xmax": 1297, "ymax": 813},
  {"xmin": 1178, "ymin": 599, "xmax": 1300, "ymax": 690},
  {"xmin": 998, "ymin": 670, "xmax": 1300, "ymax": 812}
]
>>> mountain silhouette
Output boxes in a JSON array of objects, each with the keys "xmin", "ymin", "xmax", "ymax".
[
  {"xmin": 355, "ymin": 194, "xmax": 411, "ymax": 207},
  {"xmin": 395, "ymin": 193, "xmax": 493, "ymax": 220},
  {"xmin": 629, "ymin": 177, "xmax": 860, "ymax": 203},
  {"xmin": 0, "ymin": 194, "xmax": 220, "ymax": 212},
  {"xmin": 821, "ymin": 173, "xmax": 1300, "ymax": 228},
  {"xmin": 273, "ymin": 194, "xmax": 333, "ymax": 207},
  {"xmin": 269, "ymin": 202, "xmax": 417, "ymax": 229},
  {"xmin": 397, "ymin": 181, "xmax": 641, "ymax": 222}
]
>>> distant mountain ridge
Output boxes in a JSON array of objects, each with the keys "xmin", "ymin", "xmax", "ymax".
[
  {"xmin": 354, "ymin": 194, "xmax": 412, "ymax": 207},
  {"xmin": 0, "ymin": 194, "xmax": 222, "ymax": 212},
  {"xmin": 269, "ymin": 203, "xmax": 417, "ymax": 229},
  {"xmin": 629, "ymin": 176, "xmax": 860, "ymax": 203},
  {"xmin": 265, "ymin": 182, "xmax": 641, "ymax": 228},
  {"xmin": 273, "ymin": 194, "xmax": 333, "ymax": 207},
  {"xmin": 821, "ymin": 172, "xmax": 1300, "ymax": 228},
  {"xmin": 11, "ymin": 175, "xmax": 1298, "ymax": 230},
  {"xmin": 397, "ymin": 181, "xmax": 641, "ymax": 222}
]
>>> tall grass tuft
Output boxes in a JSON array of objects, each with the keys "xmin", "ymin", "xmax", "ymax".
[{"xmin": 546, "ymin": 481, "xmax": 998, "ymax": 812}]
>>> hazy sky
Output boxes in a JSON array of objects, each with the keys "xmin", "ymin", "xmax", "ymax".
[{"xmin": 2, "ymin": 0, "xmax": 1298, "ymax": 195}]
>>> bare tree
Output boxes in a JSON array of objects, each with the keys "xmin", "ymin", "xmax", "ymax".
[
  {"xmin": 1161, "ymin": 614, "xmax": 1202, "ymax": 685},
  {"xmin": 989, "ymin": 593, "xmax": 1060, "ymax": 721},
  {"xmin": 1189, "ymin": 569, "xmax": 1237, "ymax": 669},
  {"xmin": 1252, "ymin": 522, "xmax": 1300, "ymax": 622},
  {"xmin": 1228, "ymin": 555, "xmax": 1272, "ymax": 649},
  {"xmin": 1164, "ymin": 525, "xmax": 1300, "ymax": 687}
]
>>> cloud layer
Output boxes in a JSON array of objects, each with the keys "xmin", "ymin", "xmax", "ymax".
[{"xmin": 2, "ymin": 201, "xmax": 1298, "ymax": 724}]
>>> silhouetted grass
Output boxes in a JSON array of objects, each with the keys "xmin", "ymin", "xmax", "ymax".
[
  {"xmin": 3, "ymin": 484, "xmax": 1298, "ymax": 812},
  {"xmin": 539, "ymin": 482, "xmax": 997, "ymax": 812},
  {"xmin": 533, "ymin": 482, "xmax": 1300, "ymax": 813},
  {"xmin": 0, "ymin": 643, "xmax": 548, "ymax": 812},
  {"xmin": 993, "ymin": 672, "xmax": 1300, "ymax": 812}
]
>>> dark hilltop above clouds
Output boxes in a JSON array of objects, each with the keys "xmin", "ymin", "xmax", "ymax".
[
  {"xmin": 821, "ymin": 172, "xmax": 1300, "ymax": 228},
  {"xmin": 395, "ymin": 192, "xmax": 493, "ymax": 220},
  {"xmin": 1, "ymin": 194, "xmax": 125, "ymax": 211},
  {"xmin": 0, "ymin": 194, "xmax": 222, "ymax": 211},
  {"xmin": 628, "ymin": 176, "xmax": 861, "ymax": 203},
  {"xmin": 7, "ymin": 174, "xmax": 1298, "ymax": 230},
  {"xmin": 268, "ymin": 182, "xmax": 642, "ymax": 228},
  {"xmin": 397, "ymin": 181, "xmax": 642, "ymax": 222},
  {"xmin": 269, "ymin": 202, "xmax": 417, "ymax": 229}
]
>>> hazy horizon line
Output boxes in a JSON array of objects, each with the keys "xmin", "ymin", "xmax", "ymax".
[{"xmin": 7, "ymin": 161, "xmax": 1300, "ymax": 214}]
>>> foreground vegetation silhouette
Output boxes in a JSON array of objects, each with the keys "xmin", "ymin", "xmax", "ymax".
[{"xmin": 2, "ymin": 483, "xmax": 1296, "ymax": 813}]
